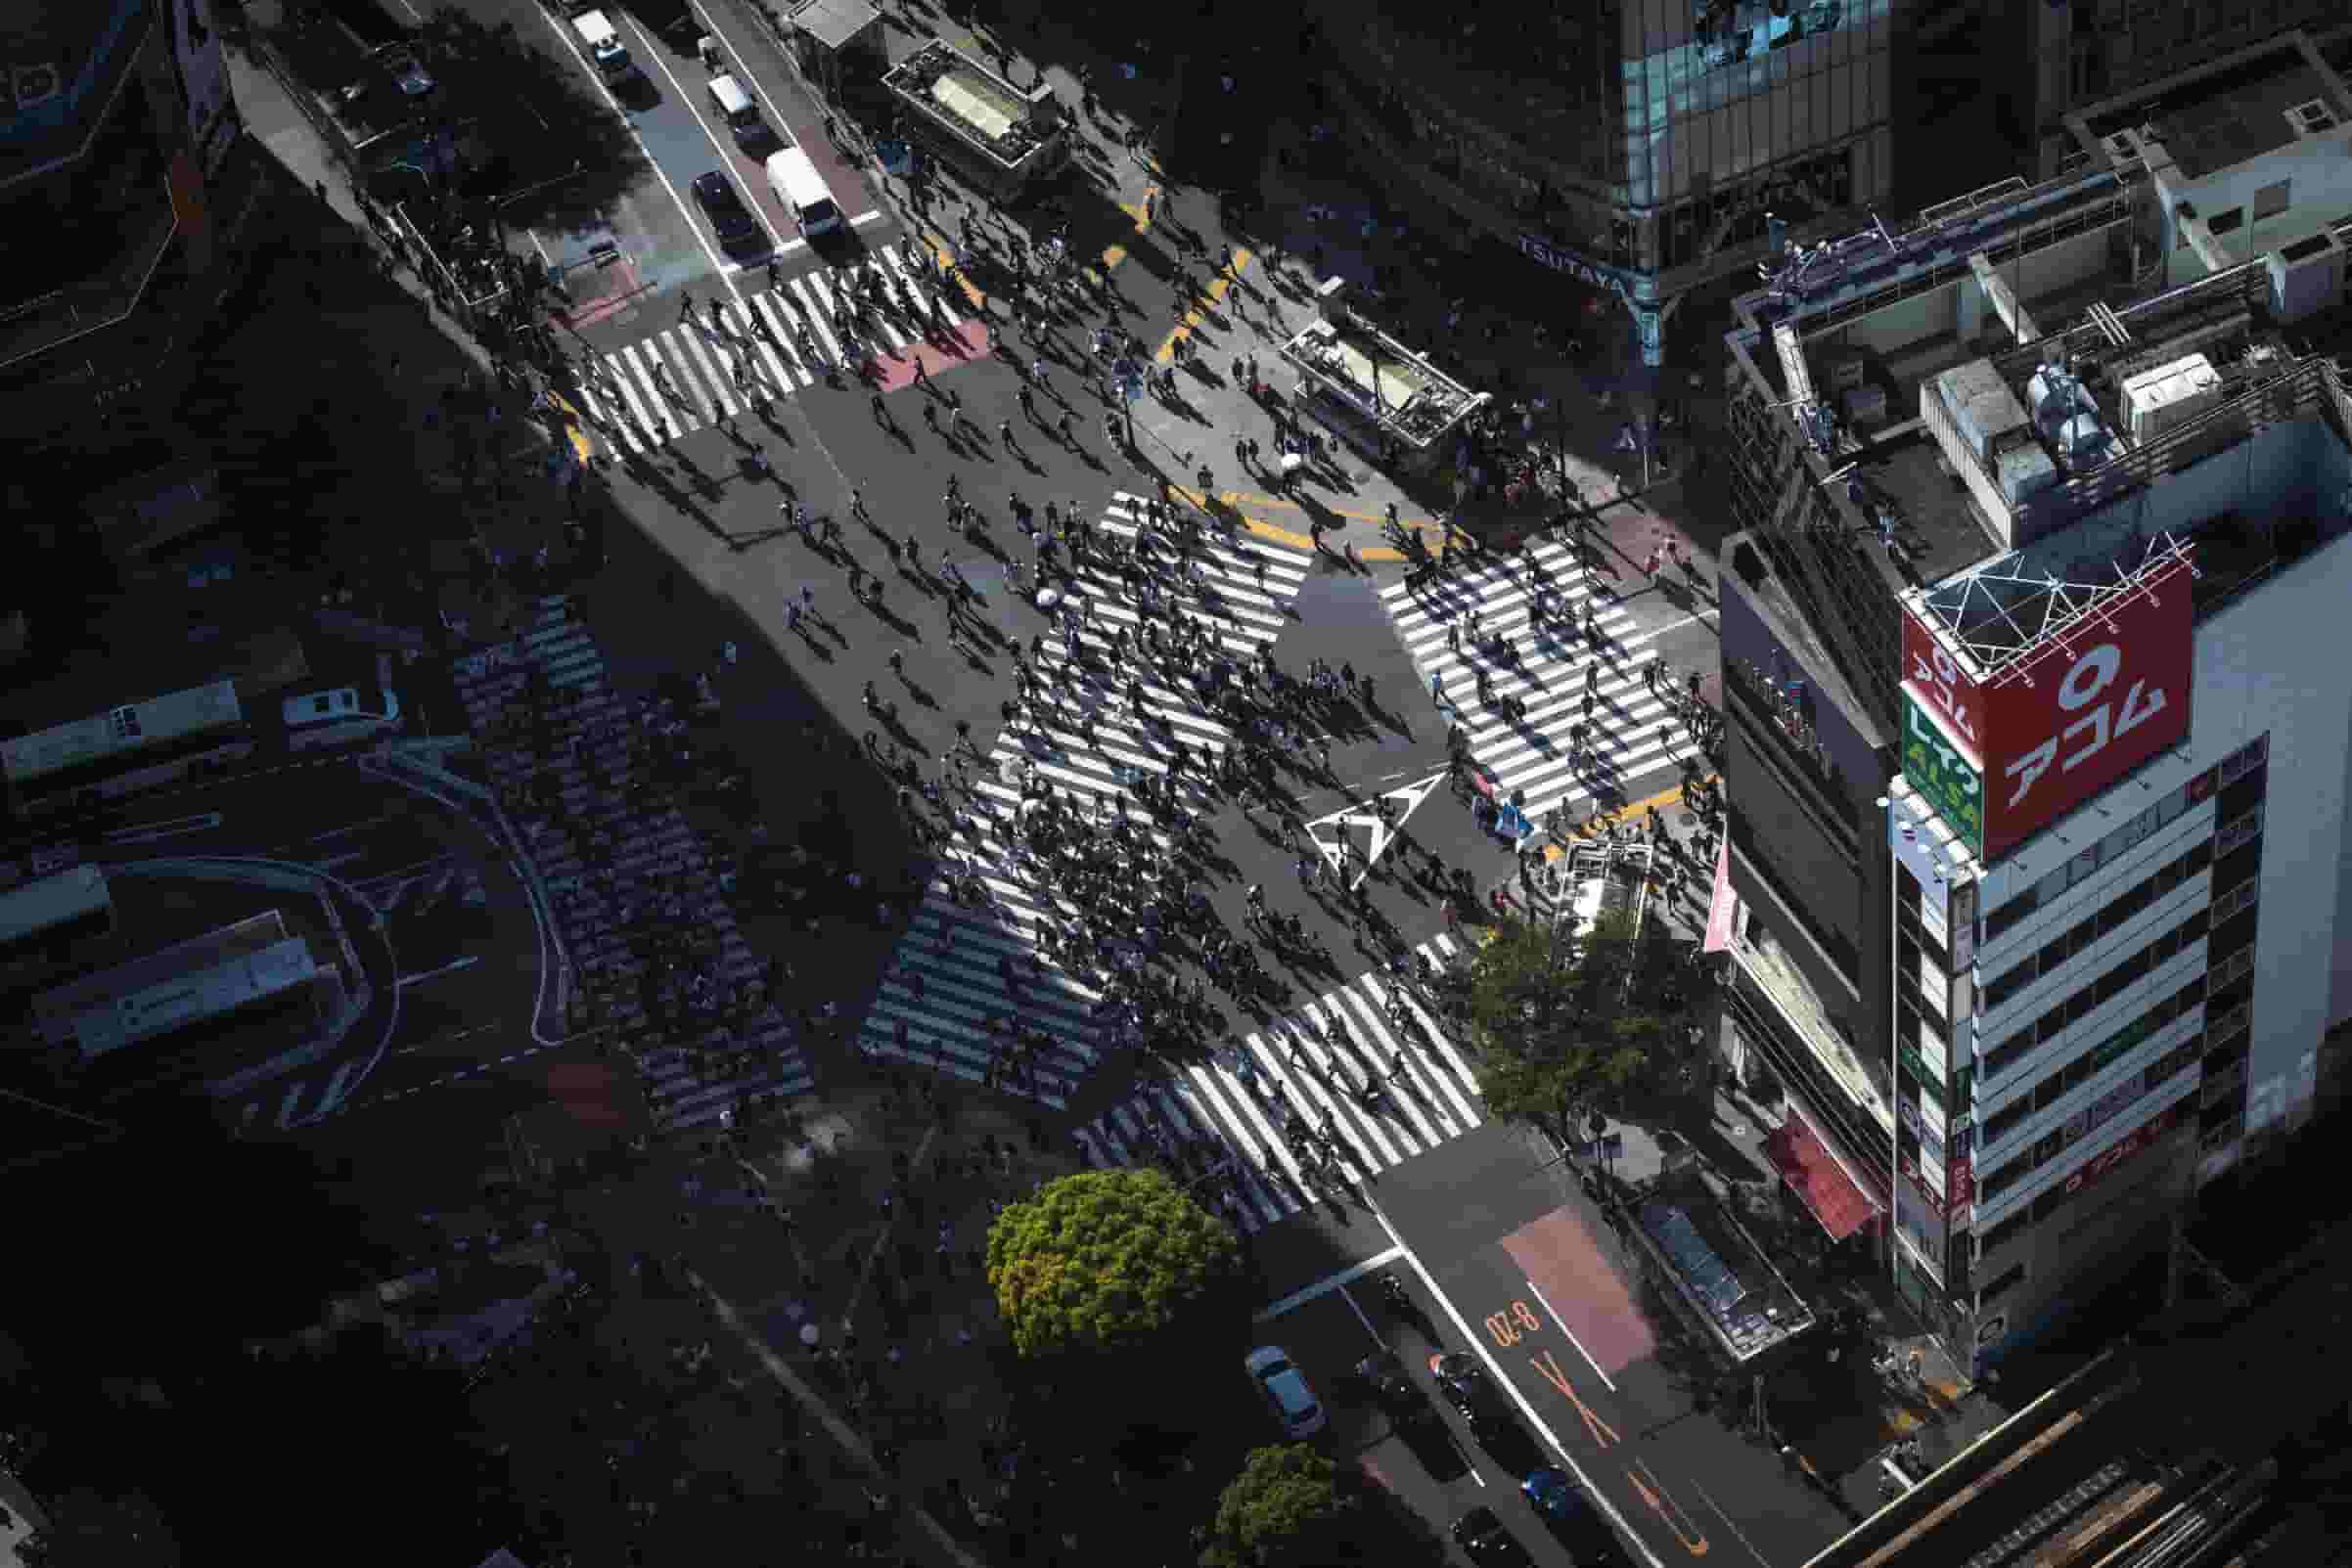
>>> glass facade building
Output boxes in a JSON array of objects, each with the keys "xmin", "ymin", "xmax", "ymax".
[{"xmin": 1315, "ymin": 0, "xmax": 1897, "ymax": 363}]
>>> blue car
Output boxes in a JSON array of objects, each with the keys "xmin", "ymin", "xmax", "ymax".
[{"xmin": 1523, "ymin": 1466, "xmax": 1592, "ymax": 1521}]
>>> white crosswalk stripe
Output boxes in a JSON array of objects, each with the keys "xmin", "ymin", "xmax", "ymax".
[
  {"xmin": 1381, "ymin": 538, "xmax": 1689, "ymax": 824},
  {"xmin": 568, "ymin": 243, "xmax": 970, "ymax": 456},
  {"xmin": 1072, "ymin": 935, "xmax": 1484, "ymax": 1232},
  {"xmin": 855, "ymin": 495, "xmax": 1312, "ymax": 1100},
  {"xmin": 437, "ymin": 599, "xmax": 816, "ymax": 1130}
]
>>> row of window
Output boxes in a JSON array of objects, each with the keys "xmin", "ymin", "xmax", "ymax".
[
  {"xmin": 1983, "ymin": 769, "xmax": 2213, "ymax": 942},
  {"xmin": 1983, "ymin": 907, "xmax": 2211, "ymax": 1079},
  {"xmin": 1976, "ymin": 1035, "xmax": 2201, "ymax": 1205},
  {"xmin": 1984, "ymin": 840, "xmax": 2214, "ymax": 1011},
  {"xmin": 1982, "ymin": 982, "xmax": 2205, "ymax": 1150}
]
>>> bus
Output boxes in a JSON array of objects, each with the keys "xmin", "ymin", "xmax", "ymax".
[
  {"xmin": 2, "ymin": 680, "xmax": 252, "ymax": 822},
  {"xmin": 0, "ymin": 864, "xmax": 115, "ymax": 979}
]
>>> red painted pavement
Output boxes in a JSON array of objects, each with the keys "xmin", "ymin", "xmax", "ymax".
[
  {"xmin": 1500, "ymin": 1208, "xmax": 1656, "ymax": 1375},
  {"xmin": 867, "ymin": 320, "xmax": 996, "ymax": 392}
]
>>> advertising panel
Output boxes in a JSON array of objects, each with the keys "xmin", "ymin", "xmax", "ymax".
[
  {"xmin": 1901, "ymin": 695, "xmax": 1985, "ymax": 857},
  {"xmin": 1948, "ymin": 1153, "xmax": 1973, "ymax": 1210},
  {"xmin": 1904, "ymin": 607, "xmax": 1986, "ymax": 754},
  {"xmin": 173, "ymin": 0, "xmax": 232, "ymax": 175},
  {"xmin": 1980, "ymin": 556, "xmax": 2196, "ymax": 861},
  {"xmin": 1949, "ymin": 878, "xmax": 1978, "ymax": 974}
]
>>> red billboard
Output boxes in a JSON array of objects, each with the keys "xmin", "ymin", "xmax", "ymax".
[
  {"xmin": 1980, "ymin": 555, "xmax": 2195, "ymax": 861},
  {"xmin": 1903, "ymin": 608, "xmax": 1986, "ymax": 757}
]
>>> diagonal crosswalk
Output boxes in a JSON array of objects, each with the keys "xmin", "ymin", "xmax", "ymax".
[
  {"xmin": 1073, "ymin": 934, "xmax": 1485, "ymax": 1233},
  {"xmin": 1381, "ymin": 538, "xmax": 1691, "ymax": 824},
  {"xmin": 567, "ymin": 243, "xmax": 971, "ymax": 456},
  {"xmin": 854, "ymin": 496, "xmax": 1312, "ymax": 1102},
  {"xmin": 442, "ymin": 599, "xmax": 815, "ymax": 1131}
]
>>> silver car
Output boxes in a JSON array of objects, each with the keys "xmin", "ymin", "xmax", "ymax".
[{"xmin": 1244, "ymin": 1345, "xmax": 1326, "ymax": 1438}]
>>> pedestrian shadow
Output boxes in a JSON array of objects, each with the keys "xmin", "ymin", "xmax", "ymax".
[{"xmin": 728, "ymin": 526, "xmax": 792, "ymax": 553}]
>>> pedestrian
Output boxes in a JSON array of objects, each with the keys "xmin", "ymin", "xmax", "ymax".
[{"xmin": 912, "ymin": 358, "xmax": 927, "ymax": 389}]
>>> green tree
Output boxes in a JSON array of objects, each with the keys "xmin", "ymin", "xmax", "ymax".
[
  {"xmin": 986, "ymin": 1168, "xmax": 1246, "ymax": 1360},
  {"xmin": 1466, "ymin": 908, "xmax": 1679, "ymax": 1146},
  {"xmin": 1200, "ymin": 1444, "xmax": 1362, "ymax": 1568}
]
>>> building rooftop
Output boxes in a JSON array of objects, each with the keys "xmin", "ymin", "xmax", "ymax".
[
  {"xmin": 1629, "ymin": 1166, "xmax": 1815, "ymax": 1364},
  {"xmin": 0, "ymin": 0, "xmax": 155, "ymax": 191},
  {"xmin": 1838, "ymin": 424, "xmax": 2005, "ymax": 585},
  {"xmin": 2077, "ymin": 40, "xmax": 2336, "ymax": 184},
  {"xmin": 1281, "ymin": 308, "xmax": 1487, "ymax": 448},
  {"xmin": 882, "ymin": 42, "xmax": 1060, "ymax": 171}
]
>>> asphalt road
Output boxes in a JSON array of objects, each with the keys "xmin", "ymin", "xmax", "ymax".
[
  {"xmin": 82, "ymin": 748, "xmax": 553, "ymax": 1136},
  {"xmin": 1370, "ymin": 1128, "xmax": 1855, "ymax": 1568}
]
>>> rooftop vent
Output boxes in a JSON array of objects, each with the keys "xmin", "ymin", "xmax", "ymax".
[{"xmin": 2285, "ymin": 99, "xmax": 2338, "ymax": 136}]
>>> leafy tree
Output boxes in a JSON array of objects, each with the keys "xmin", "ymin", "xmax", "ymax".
[
  {"xmin": 986, "ymin": 1169, "xmax": 1246, "ymax": 1360},
  {"xmin": 1198, "ymin": 1443, "xmax": 1445, "ymax": 1568},
  {"xmin": 1466, "ymin": 908, "xmax": 1680, "ymax": 1146}
]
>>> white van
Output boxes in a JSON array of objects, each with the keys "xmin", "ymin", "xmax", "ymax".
[
  {"xmin": 764, "ymin": 147, "xmax": 842, "ymax": 238},
  {"xmin": 572, "ymin": 10, "xmax": 632, "ymax": 80},
  {"xmin": 706, "ymin": 74, "xmax": 766, "ymax": 151}
]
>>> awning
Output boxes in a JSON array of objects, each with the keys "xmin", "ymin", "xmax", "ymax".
[
  {"xmin": 1701, "ymin": 839, "xmax": 1738, "ymax": 953},
  {"xmin": 1764, "ymin": 1111, "xmax": 1878, "ymax": 1241}
]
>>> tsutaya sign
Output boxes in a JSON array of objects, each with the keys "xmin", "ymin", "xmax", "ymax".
[{"xmin": 1900, "ymin": 553, "xmax": 2195, "ymax": 863}]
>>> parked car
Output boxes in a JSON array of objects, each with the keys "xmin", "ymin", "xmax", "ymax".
[
  {"xmin": 1452, "ymin": 1505, "xmax": 1534, "ymax": 1565},
  {"xmin": 372, "ymin": 41, "xmax": 433, "ymax": 96},
  {"xmin": 1244, "ymin": 1346, "xmax": 1326, "ymax": 1438},
  {"xmin": 283, "ymin": 686, "xmax": 400, "ymax": 729},
  {"xmin": 691, "ymin": 171, "xmax": 762, "ymax": 251}
]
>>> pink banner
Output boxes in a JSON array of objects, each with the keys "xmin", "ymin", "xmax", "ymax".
[{"xmin": 1701, "ymin": 840, "xmax": 1737, "ymax": 953}]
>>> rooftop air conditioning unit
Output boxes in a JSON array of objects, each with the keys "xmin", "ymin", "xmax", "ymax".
[
  {"xmin": 2269, "ymin": 230, "xmax": 2347, "ymax": 324},
  {"xmin": 2103, "ymin": 130, "xmax": 2143, "ymax": 164},
  {"xmin": 2284, "ymin": 99, "xmax": 2339, "ymax": 137}
]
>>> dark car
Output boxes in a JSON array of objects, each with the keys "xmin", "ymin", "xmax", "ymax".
[
  {"xmin": 1452, "ymin": 1505, "xmax": 1534, "ymax": 1565},
  {"xmin": 1523, "ymin": 1466, "xmax": 1594, "ymax": 1521},
  {"xmin": 1433, "ymin": 1352, "xmax": 1517, "ymax": 1444},
  {"xmin": 691, "ymin": 171, "xmax": 762, "ymax": 251}
]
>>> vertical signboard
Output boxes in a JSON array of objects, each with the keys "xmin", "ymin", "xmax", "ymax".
[
  {"xmin": 1949, "ymin": 878, "xmax": 1977, "ymax": 974},
  {"xmin": 1980, "ymin": 555, "xmax": 2196, "ymax": 861},
  {"xmin": 174, "ymin": 0, "xmax": 228, "ymax": 167},
  {"xmin": 1901, "ymin": 695, "xmax": 1985, "ymax": 856}
]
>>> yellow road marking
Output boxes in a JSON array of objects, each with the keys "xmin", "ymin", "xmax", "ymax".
[
  {"xmin": 921, "ymin": 234, "xmax": 990, "ymax": 315},
  {"xmin": 546, "ymin": 390, "xmax": 596, "ymax": 464},
  {"xmin": 1153, "ymin": 247, "xmax": 1253, "ymax": 364},
  {"xmin": 1152, "ymin": 485, "xmax": 1409, "ymax": 562},
  {"xmin": 1535, "ymin": 775, "xmax": 1721, "ymax": 860}
]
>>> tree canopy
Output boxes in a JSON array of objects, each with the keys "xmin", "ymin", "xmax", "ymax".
[
  {"xmin": 985, "ymin": 1169, "xmax": 1246, "ymax": 1360},
  {"xmin": 1198, "ymin": 1442, "xmax": 1450, "ymax": 1568},
  {"xmin": 1466, "ymin": 908, "xmax": 1684, "ymax": 1145}
]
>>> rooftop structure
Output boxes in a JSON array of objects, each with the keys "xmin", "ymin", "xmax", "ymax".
[
  {"xmin": 1281, "ymin": 284, "xmax": 1490, "ymax": 468},
  {"xmin": 881, "ymin": 42, "xmax": 1066, "ymax": 186},
  {"xmin": 1626, "ymin": 1163, "xmax": 1816, "ymax": 1365},
  {"xmin": 33, "ymin": 912, "xmax": 321, "ymax": 1061},
  {"xmin": 2073, "ymin": 34, "xmax": 2341, "ymax": 186},
  {"xmin": 1810, "ymin": 1216, "xmax": 2352, "ymax": 1568}
]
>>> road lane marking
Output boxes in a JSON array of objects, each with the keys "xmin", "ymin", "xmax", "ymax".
[
  {"xmin": 1369, "ymin": 1204, "xmax": 1666, "ymax": 1568},
  {"xmin": 397, "ymin": 956, "xmax": 482, "ymax": 989},
  {"xmin": 1523, "ymin": 1275, "xmax": 1617, "ymax": 1393},
  {"xmin": 1690, "ymin": 1476, "xmax": 1778, "ymax": 1568},
  {"xmin": 1252, "ymin": 1244, "xmax": 1405, "ymax": 1322}
]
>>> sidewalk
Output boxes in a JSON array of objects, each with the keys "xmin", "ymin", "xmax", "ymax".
[{"xmin": 229, "ymin": 36, "xmax": 593, "ymax": 609}]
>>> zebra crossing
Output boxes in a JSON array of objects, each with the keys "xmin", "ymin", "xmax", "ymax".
[
  {"xmin": 446, "ymin": 599, "xmax": 815, "ymax": 1131},
  {"xmin": 1075, "ymin": 934, "xmax": 1486, "ymax": 1233},
  {"xmin": 1381, "ymin": 537, "xmax": 1687, "ymax": 824},
  {"xmin": 568, "ymin": 243, "xmax": 973, "ymax": 456},
  {"xmin": 855, "ymin": 496, "xmax": 1313, "ymax": 1101}
]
